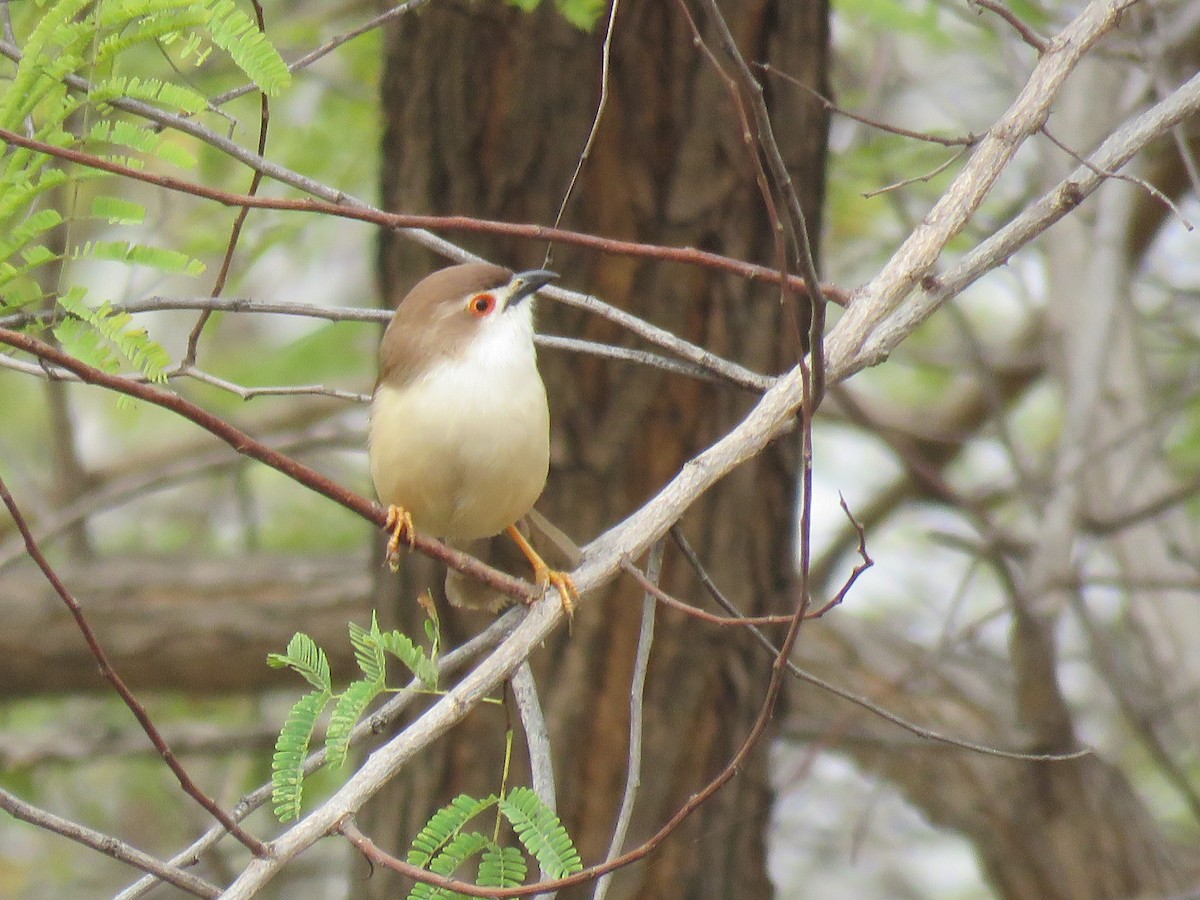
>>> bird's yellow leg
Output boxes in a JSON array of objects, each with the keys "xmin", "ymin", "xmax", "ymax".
[
  {"xmin": 505, "ymin": 524, "xmax": 578, "ymax": 618},
  {"xmin": 384, "ymin": 505, "xmax": 415, "ymax": 572}
]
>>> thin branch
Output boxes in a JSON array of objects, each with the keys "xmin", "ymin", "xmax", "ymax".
[
  {"xmin": 0, "ymin": 786, "xmax": 220, "ymax": 898},
  {"xmin": 594, "ymin": 540, "xmax": 662, "ymax": 900},
  {"xmin": 757, "ymin": 63, "xmax": 980, "ymax": 147},
  {"xmin": 0, "ymin": 473, "xmax": 266, "ymax": 855},
  {"xmin": 0, "ymin": 123, "xmax": 846, "ymax": 309},
  {"xmin": 667, "ymin": 527, "xmax": 1087, "ymax": 762},
  {"xmin": 620, "ymin": 556, "xmax": 794, "ymax": 626},
  {"xmin": 183, "ymin": 0, "xmax": 273, "ymax": 366},
  {"xmin": 862, "ymin": 146, "xmax": 970, "ymax": 199},
  {"xmin": 546, "ymin": 0, "xmax": 620, "ymax": 267},
  {"xmin": 971, "ymin": 0, "xmax": 1050, "ymax": 53},
  {"xmin": 801, "ymin": 493, "xmax": 873, "ymax": 619},
  {"xmin": 1042, "ymin": 124, "xmax": 1194, "ymax": 231}
]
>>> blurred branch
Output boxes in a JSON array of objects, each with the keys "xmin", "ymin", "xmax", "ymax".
[
  {"xmin": 0, "ymin": 474, "xmax": 265, "ymax": 853},
  {"xmin": 0, "ymin": 786, "xmax": 220, "ymax": 898}
]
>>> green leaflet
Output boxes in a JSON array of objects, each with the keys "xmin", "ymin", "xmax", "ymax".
[
  {"xmin": 499, "ymin": 787, "xmax": 583, "ymax": 879},
  {"xmin": 270, "ymin": 689, "xmax": 332, "ymax": 822}
]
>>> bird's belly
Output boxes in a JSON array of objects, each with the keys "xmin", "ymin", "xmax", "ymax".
[{"xmin": 369, "ymin": 370, "xmax": 550, "ymax": 540}]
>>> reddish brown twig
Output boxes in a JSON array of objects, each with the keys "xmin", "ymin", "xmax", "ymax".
[
  {"xmin": 0, "ymin": 327, "xmax": 536, "ymax": 604},
  {"xmin": 0, "ymin": 473, "xmax": 266, "ymax": 856},
  {"xmin": 0, "ymin": 127, "xmax": 849, "ymax": 306},
  {"xmin": 972, "ymin": 0, "xmax": 1049, "ymax": 53},
  {"xmin": 619, "ymin": 556, "xmax": 794, "ymax": 626},
  {"xmin": 802, "ymin": 493, "xmax": 873, "ymax": 619}
]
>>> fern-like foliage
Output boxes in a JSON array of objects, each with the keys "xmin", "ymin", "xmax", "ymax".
[
  {"xmin": 268, "ymin": 610, "xmax": 442, "ymax": 820},
  {"xmin": 403, "ymin": 787, "xmax": 583, "ymax": 898},
  {"xmin": 270, "ymin": 688, "xmax": 331, "ymax": 822},
  {"xmin": 407, "ymin": 794, "xmax": 499, "ymax": 868},
  {"xmin": 324, "ymin": 678, "xmax": 383, "ymax": 769},
  {"xmin": 477, "ymin": 844, "xmax": 527, "ymax": 890},
  {"xmin": 0, "ymin": 0, "xmax": 289, "ymax": 376},
  {"xmin": 499, "ymin": 787, "xmax": 584, "ymax": 879}
]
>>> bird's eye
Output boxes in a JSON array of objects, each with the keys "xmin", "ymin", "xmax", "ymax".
[{"xmin": 468, "ymin": 293, "xmax": 497, "ymax": 317}]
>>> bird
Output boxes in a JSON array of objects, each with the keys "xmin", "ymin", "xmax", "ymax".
[{"xmin": 368, "ymin": 262, "xmax": 578, "ymax": 614}]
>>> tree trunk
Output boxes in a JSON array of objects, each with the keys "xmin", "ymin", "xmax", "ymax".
[{"xmin": 369, "ymin": 1, "xmax": 829, "ymax": 897}]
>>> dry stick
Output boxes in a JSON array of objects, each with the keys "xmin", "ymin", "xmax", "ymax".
[
  {"xmin": 0, "ymin": 474, "xmax": 266, "ymax": 856},
  {"xmin": 182, "ymin": 0, "xmax": 272, "ymax": 366},
  {"xmin": 757, "ymin": 63, "xmax": 980, "ymax": 148},
  {"xmin": 545, "ymin": 0, "xmax": 620, "ymax": 269},
  {"xmin": 509, "ymin": 662, "xmax": 558, "ymax": 900},
  {"xmin": 862, "ymin": 146, "xmax": 970, "ymax": 199},
  {"xmin": 593, "ymin": 540, "xmax": 662, "ymax": 900},
  {"xmin": 697, "ymin": 0, "xmax": 828, "ymax": 394},
  {"xmin": 0, "ymin": 786, "xmax": 220, "ymax": 899},
  {"xmin": 667, "ymin": 526, "xmax": 1088, "ymax": 762},
  {"xmin": 673, "ymin": 0, "xmax": 806, "ymax": 373},
  {"xmin": 803, "ymin": 493, "xmax": 873, "ymax": 619},
  {"xmin": 0, "ymin": 326, "xmax": 536, "ymax": 604},
  {"xmin": 118, "ymin": 611, "xmax": 521, "ymax": 900},
  {"xmin": 1041, "ymin": 124, "xmax": 1194, "ymax": 230}
]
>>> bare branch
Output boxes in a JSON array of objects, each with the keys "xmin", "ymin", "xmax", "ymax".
[
  {"xmin": 0, "ymin": 474, "xmax": 265, "ymax": 855},
  {"xmin": 0, "ymin": 786, "xmax": 220, "ymax": 898}
]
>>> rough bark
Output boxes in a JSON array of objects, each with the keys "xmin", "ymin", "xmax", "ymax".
[{"xmin": 369, "ymin": 1, "xmax": 829, "ymax": 898}]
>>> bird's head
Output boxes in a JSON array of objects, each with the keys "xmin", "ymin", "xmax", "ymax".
[{"xmin": 379, "ymin": 263, "xmax": 558, "ymax": 388}]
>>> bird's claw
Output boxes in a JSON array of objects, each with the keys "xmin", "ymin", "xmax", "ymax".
[
  {"xmin": 534, "ymin": 564, "xmax": 578, "ymax": 624},
  {"xmin": 384, "ymin": 505, "xmax": 415, "ymax": 571}
]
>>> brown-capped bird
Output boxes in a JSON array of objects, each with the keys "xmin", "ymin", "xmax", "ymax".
[{"xmin": 369, "ymin": 263, "xmax": 578, "ymax": 613}]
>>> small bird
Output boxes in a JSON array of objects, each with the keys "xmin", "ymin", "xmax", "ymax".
[{"xmin": 369, "ymin": 262, "xmax": 578, "ymax": 614}]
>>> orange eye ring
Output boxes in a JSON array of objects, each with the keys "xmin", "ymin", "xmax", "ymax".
[{"xmin": 468, "ymin": 293, "xmax": 497, "ymax": 317}]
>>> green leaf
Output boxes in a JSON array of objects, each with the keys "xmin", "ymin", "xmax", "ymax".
[
  {"xmin": 205, "ymin": 0, "xmax": 292, "ymax": 95},
  {"xmin": 77, "ymin": 239, "xmax": 205, "ymax": 276},
  {"xmin": 90, "ymin": 196, "xmax": 145, "ymax": 225},
  {"xmin": 408, "ymin": 794, "xmax": 497, "ymax": 867},
  {"xmin": 477, "ymin": 844, "xmax": 526, "ymax": 889},
  {"xmin": 377, "ymin": 629, "xmax": 438, "ymax": 690},
  {"xmin": 54, "ymin": 291, "xmax": 171, "ymax": 382},
  {"xmin": 500, "ymin": 787, "xmax": 582, "ymax": 879},
  {"xmin": 271, "ymin": 688, "xmax": 331, "ymax": 822},
  {"xmin": 408, "ymin": 831, "xmax": 491, "ymax": 900},
  {"xmin": 267, "ymin": 632, "xmax": 332, "ymax": 692},
  {"xmin": 347, "ymin": 612, "xmax": 387, "ymax": 683},
  {"xmin": 324, "ymin": 678, "xmax": 383, "ymax": 769}
]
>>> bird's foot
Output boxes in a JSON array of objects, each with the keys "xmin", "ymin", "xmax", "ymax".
[
  {"xmin": 505, "ymin": 524, "xmax": 578, "ymax": 624},
  {"xmin": 384, "ymin": 505, "xmax": 415, "ymax": 571},
  {"xmin": 534, "ymin": 563, "xmax": 579, "ymax": 621}
]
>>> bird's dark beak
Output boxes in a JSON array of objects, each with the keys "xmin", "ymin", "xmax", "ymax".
[{"xmin": 508, "ymin": 269, "xmax": 558, "ymax": 307}]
